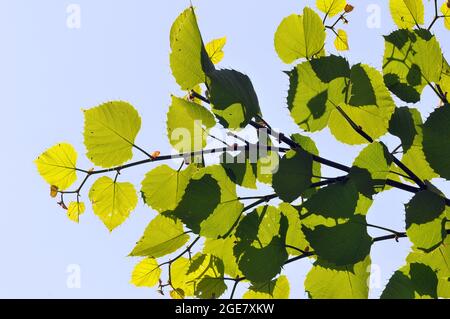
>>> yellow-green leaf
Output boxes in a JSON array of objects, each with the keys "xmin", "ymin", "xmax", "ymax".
[
  {"xmin": 89, "ymin": 176, "xmax": 138, "ymax": 231},
  {"xmin": 170, "ymin": 7, "xmax": 214, "ymax": 90},
  {"xmin": 279, "ymin": 203, "xmax": 309, "ymax": 256},
  {"xmin": 131, "ymin": 257, "xmax": 161, "ymax": 288},
  {"xmin": 171, "ymin": 254, "xmax": 225, "ymax": 298},
  {"xmin": 34, "ymin": 143, "xmax": 78, "ymax": 190},
  {"xmin": 129, "ymin": 215, "xmax": 190, "ymax": 257},
  {"xmin": 305, "ymin": 256, "xmax": 371, "ymax": 299},
  {"xmin": 167, "ymin": 96, "xmax": 216, "ymax": 152},
  {"xmin": 389, "ymin": 0, "xmax": 424, "ymax": 29},
  {"xmin": 328, "ymin": 64, "xmax": 396, "ymax": 145},
  {"xmin": 84, "ymin": 101, "xmax": 141, "ymax": 168},
  {"xmin": 243, "ymin": 275, "xmax": 290, "ymax": 299},
  {"xmin": 334, "ymin": 29, "xmax": 349, "ymax": 51},
  {"xmin": 204, "ymin": 236, "xmax": 242, "ymax": 278},
  {"xmin": 316, "ymin": 0, "xmax": 346, "ymax": 18},
  {"xmin": 383, "ymin": 29, "xmax": 443, "ymax": 103},
  {"xmin": 206, "ymin": 37, "xmax": 226, "ymax": 64},
  {"xmin": 274, "ymin": 7, "xmax": 326, "ymax": 63},
  {"xmin": 442, "ymin": 2, "xmax": 450, "ymax": 30},
  {"xmin": 170, "ymin": 288, "xmax": 185, "ymax": 299},
  {"xmin": 141, "ymin": 164, "xmax": 196, "ymax": 213},
  {"xmin": 67, "ymin": 202, "xmax": 85, "ymax": 223}
]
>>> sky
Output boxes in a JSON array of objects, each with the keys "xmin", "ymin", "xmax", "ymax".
[{"xmin": 0, "ymin": 0, "xmax": 449, "ymax": 299}]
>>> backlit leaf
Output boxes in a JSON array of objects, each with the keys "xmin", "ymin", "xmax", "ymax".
[
  {"xmin": 167, "ymin": 96, "xmax": 216, "ymax": 152},
  {"xmin": 442, "ymin": 2, "xmax": 450, "ymax": 30},
  {"xmin": 349, "ymin": 142, "xmax": 392, "ymax": 197},
  {"xmin": 206, "ymin": 37, "xmax": 226, "ymax": 64},
  {"xmin": 130, "ymin": 215, "xmax": 189, "ymax": 257},
  {"xmin": 272, "ymin": 149, "xmax": 313, "ymax": 202},
  {"xmin": 423, "ymin": 105, "xmax": 450, "ymax": 180},
  {"xmin": 35, "ymin": 143, "xmax": 78, "ymax": 190},
  {"xmin": 407, "ymin": 236, "xmax": 450, "ymax": 298},
  {"xmin": 287, "ymin": 55, "xmax": 350, "ymax": 132},
  {"xmin": 84, "ymin": 101, "xmax": 141, "ymax": 168},
  {"xmin": 383, "ymin": 29, "xmax": 442, "ymax": 103},
  {"xmin": 67, "ymin": 201, "xmax": 85, "ymax": 223},
  {"xmin": 302, "ymin": 215, "xmax": 372, "ymax": 266},
  {"xmin": 274, "ymin": 7, "xmax": 326, "ymax": 63},
  {"xmin": 207, "ymin": 69, "xmax": 261, "ymax": 129},
  {"xmin": 305, "ymin": 256, "xmax": 371, "ymax": 298},
  {"xmin": 327, "ymin": 64, "xmax": 396, "ymax": 145},
  {"xmin": 243, "ymin": 275, "xmax": 290, "ymax": 299},
  {"xmin": 89, "ymin": 176, "xmax": 138, "ymax": 231},
  {"xmin": 389, "ymin": 0, "xmax": 424, "ymax": 29},
  {"xmin": 381, "ymin": 263, "xmax": 438, "ymax": 299},
  {"xmin": 170, "ymin": 7, "xmax": 214, "ymax": 90},
  {"xmin": 235, "ymin": 209, "xmax": 289, "ymax": 283},
  {"xmin": 131, "ymin": 257, "xmax": 161, "ymax": 288},
  {"xmin": 171, "ymin": 165, "xmax": 243, "ymax": 237},
  {"xmin": 316, "ymin": 0, "xmax": 346, "ymax": 18},
  {"xmin": 141, "ymin": 164, "xmax": 196, "ymax": 213},
  {"xmin": 334, "ymin": 29, "xmax": 349, "ymax": 51},
  {"xmin": 405, "ymin": 190, "xmax": 446, "ymax": 250}
]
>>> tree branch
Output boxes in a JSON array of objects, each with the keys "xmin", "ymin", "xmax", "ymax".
[
  {"xmin": 428, "ymin": 0, "xmax": 441, "ymax": 31},
  {"xmin": 334, "ymin": 105, "xmax": 427, "ymax": 189},
  {"xmin": 60, "ymin": 144, "xmax": 288, "ymax": 195}
]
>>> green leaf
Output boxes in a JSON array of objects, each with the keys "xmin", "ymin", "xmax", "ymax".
[
  {"xmin": 440, "ymin": 59, "xmax": 450, "ymax": 100},
  {"xmin": 141, "ymin": 164, "xmax": 196, "ymax": 213},
  {"xmin": 272, "ymin": 149, "xmax": 313, "ymax": 202},
  {"xmin": 389, "ymin": 107, "xmax": 437, "ymax": 181},
  {"xmin": 205, "ymin": 37, "xmax": 226, "ymax": 64},
  {"xmin": 334, "ymin": 29, "xmax": 349, "ymax": 51},
  {"xmin": 171, "ymin": 165, "xmax": 243, "ymax": 237},
  {"xmin": 235, "ymin": 209, "xmax": 289, "ymax": 283},
  {"xmin": 381, "ymin": 263, "xmax": 439, "ymax": 299},
  {"xmin": 291, "ymin": 134, "xmax": 321, "ymax": 198},
  {"xmin": 220, "ymin": 152, "xmax": 257, "ymax": 189},
  {"xmin": 195, "ymin": 276, "xmax": 227, "ymax": 299},
  {"xmin": 442, "ymin": 2, "xmax": 450, "ymax": 30},
  {"xmin": 274, "ymin": 7, "xmax": 326, "ymax": 63},
  {"xmin": 129, "ymin": 215, "xmax": 189, "ymax": 257},
  {"xmin": 383, "ymin": 29, "xmax": 443, "ymax": 103},
  {"xmin": 316, "ymin": 0, "xmax": 346, "ymax": 18},
  {"xmin": 171, "ymin": 254, "xmax": 225, "ymax": 298},
  {"xmin": 279, "ymin": 203, "xmax": 309, "ymax": 255},
  {"xmin": 243, "ymin": 275, "xmax": 290, "ymax": 299},
  {"xmin": 207, "ymin": 69, "xmax": 261, "ymax": 129},
  {"xmin": 328, "ymin": 64, "xmax": 396, "ymax": 145},
  {"xmin": 130, "ymin": 258, "xmax": 161, "ymax": 288},
  {"xmin": 388, "ymin": 107, "xmax": 419, "ymax": 152},
  {"xmin": 405, "ymin": 190, "xmax": 446, "ymax": 250},
  {"xmin": 302, "ymin": 215, "xmax": 372, "ymax": 266},
  {"xmin": 89, "ymin": 176, "xmax": 138, "ymax": 231},
  {"xmin": 423, "ymin": 105, "xmax": 450, "ymax": 180},
  {"xmin": 34, "ymin": 143, "xmax": 78, "ymax": 190},
  {"xmin": 349, "ymin": 142, "xmax": 392, "ymax": 197},
  {"xmin": 389, "ymin": 0, "xmax": 424, "ymax": 29},
  {"xmin": 167, "ymin": 96, "xmax": 216, "ymax": 153},
  {"xmin": 83, "ymin": 101, "xmax": 141, "ymax": 168},
  {"xmin": 67, "ymin": 201, "xmax": 85, "ymax": 223},
  {"xmin": 256, "ymin": 132, "xmax": 279, "ymax": 184},
  {"xmin": 407, "ymin": 236, "xmax": 450, "ymax": 298},
  {"xmin": 204, "ymin": 236, "xmax": 242, "ymax": 278},
  {"xmin": 169, "ymin": 7, "xmax": 214, "ymax": 90},
  {"xmin": 302, "ymin": 181, "xmax": 359, "ymax": 220},
  {"xmin": 289, "ymin": 58, "xmax": 395, "ymax": 144},
  {"xmin": 287, "ymin": 55, "xmax": 350, "ymax": 132},
  {"xmin": 305, "ymin": 256, "xmax": 371, "ymax": 299}
]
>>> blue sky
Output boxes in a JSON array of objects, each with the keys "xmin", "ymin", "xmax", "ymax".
[{"xmin": 0, "ymin": 0, "xmax": 449, "ymax": 298}]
